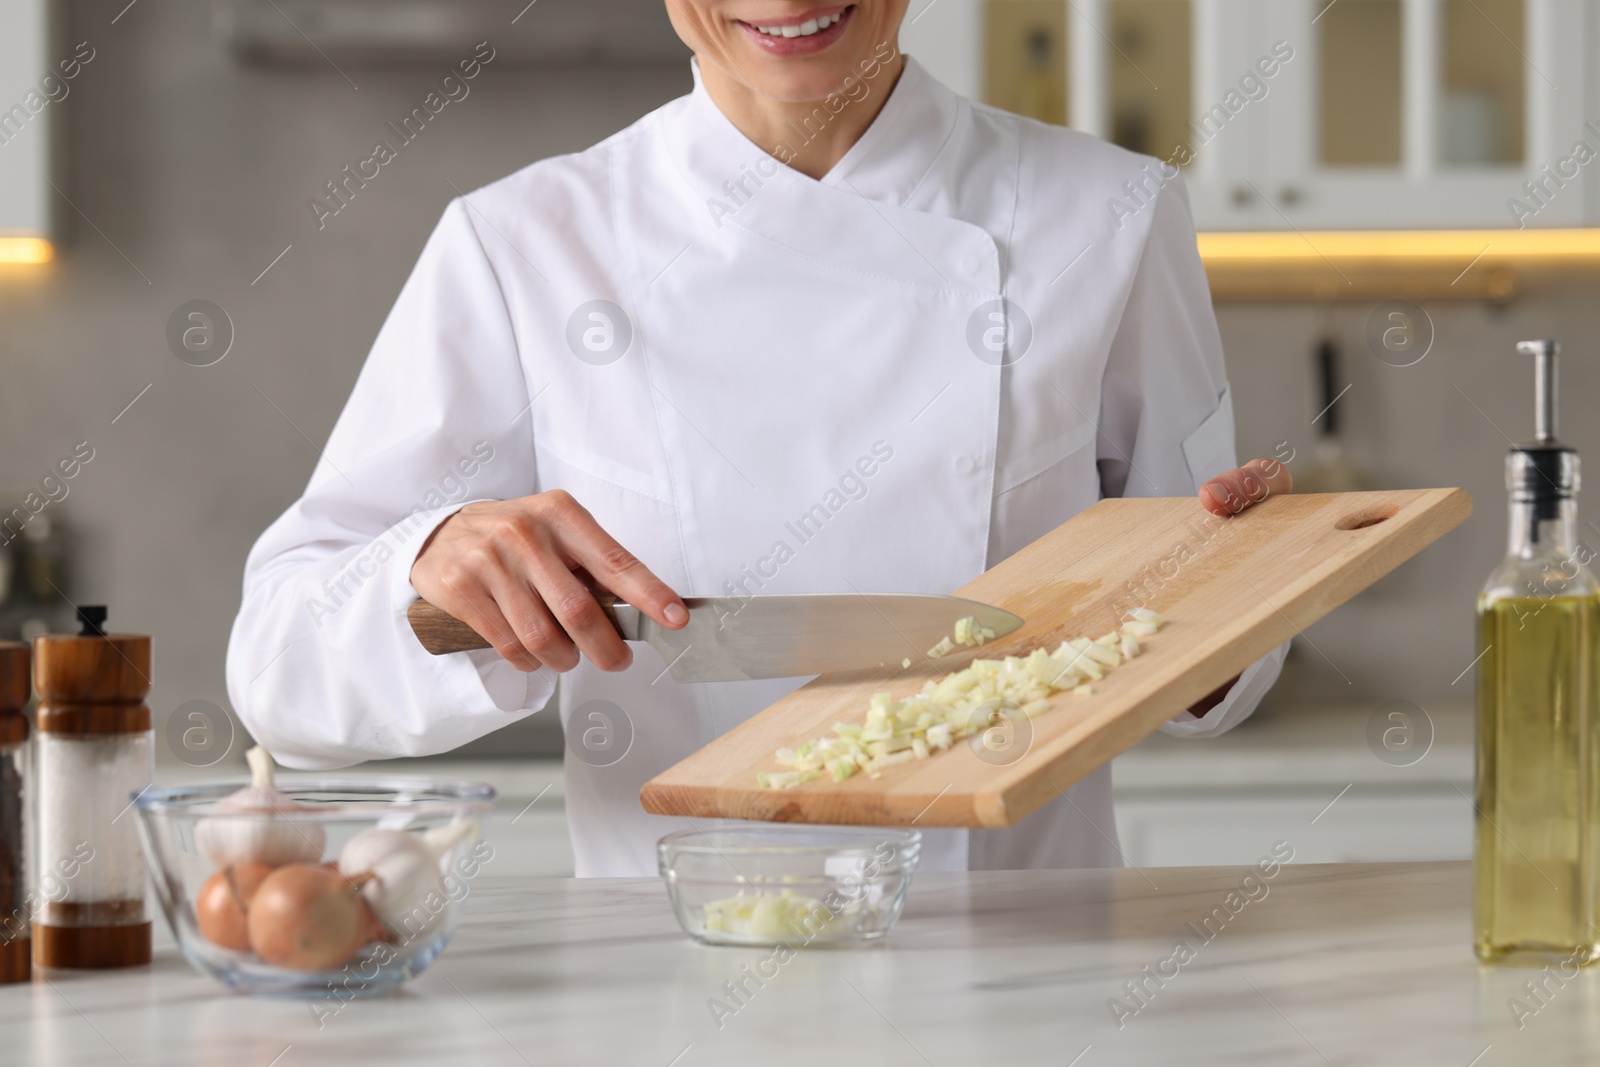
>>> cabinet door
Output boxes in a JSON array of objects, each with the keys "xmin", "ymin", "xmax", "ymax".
[
  {"xmin": 1259, "ymin": 0, "xmax": 1588, "ymax": 229},
  {"xmin": 959, "ymin": 0, "xmax": 1590, "ymax": 229},
  {"xmin": 0, "ymin": 0, "xmax": 51, "ymax": 239},
  {"xmin": 1182, "ymin": 0, "xmax": 1282, "ymax": 227}
]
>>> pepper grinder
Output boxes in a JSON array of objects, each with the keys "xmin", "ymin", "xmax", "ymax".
[
  {"xmin": 32, "ymin": 606, "xmax": 153, "ymax": 968},
  {"xmin": 0, "ymin": 642, "xmax": 29, "ymax": 983}
]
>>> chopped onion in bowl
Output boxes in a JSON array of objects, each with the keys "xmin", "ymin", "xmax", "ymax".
[
  {"xmin": 702, "ymin": 889, "xmax": 841, "ymax": 940},
  {"xmin": 759, "ymin": 609, "xmax": 1165, "ymax": 789}
]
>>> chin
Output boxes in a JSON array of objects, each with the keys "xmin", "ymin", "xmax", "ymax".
[{"xmin": 743, "ymin": 61, "xmax": 869, "ymax": 105}]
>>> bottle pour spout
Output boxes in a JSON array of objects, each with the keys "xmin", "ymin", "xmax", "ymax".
[
  {"xmin": 1508, "ymin": 340, "xmax": 1577, "ymax": 519},
  {"xmin": 1515, "ymin": 339, "xmax": 1559, "ymax": 445}
]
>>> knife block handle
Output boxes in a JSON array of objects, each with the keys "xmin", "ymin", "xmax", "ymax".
[{"xmin": 407, "ymin": 596, "xmax": 637, "ymax": 656}]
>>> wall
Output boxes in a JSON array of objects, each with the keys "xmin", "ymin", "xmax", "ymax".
[
  {"xmin": 0, "ymin": 2, "xmax": 1579, "ymax": 770},
  {"xmin": 1220, "ymin": 288, "xmax": 1595, "ymax": 716}
]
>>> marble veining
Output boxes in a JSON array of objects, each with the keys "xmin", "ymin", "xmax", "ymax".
[{"xmin": 0, "ymin": 861, "xmax": 1595, "ymax": 1066}]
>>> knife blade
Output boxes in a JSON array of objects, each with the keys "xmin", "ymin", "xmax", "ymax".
[{"xmin": 406, "ymin": 593, "xmax": 1025, "ymax": 682}]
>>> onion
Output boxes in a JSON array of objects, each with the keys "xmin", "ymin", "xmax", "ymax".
[
  {"xmin": 195, "ymin": 861, "xmax": 274, "ymax": 953},
  {"xmin": 759, "ymin": 610, "xmax": 1166, "ymax": 788},
  {"xmin": 247, "ymin": 863, "xmax": 376, "ymax": 971},
  {"xmin": 926, "ymin": 614, "xmax": 1000, "ymax": 658},
  {"xmin": 196, "ymin": 746, "xmax": 326, "ymax": 868},
  {"xmin": 703, "ymin": 889, "xmax": 837, "ymax": 940},
  {"xmin": 337, "ymin": 821, "xmax": 477, "ymax": 943}
]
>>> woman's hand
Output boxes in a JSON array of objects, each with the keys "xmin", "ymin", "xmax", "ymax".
[
  {"xmin": 1186, "ymin": 457, "xmax": 1294, "ymax": 716},
  {"xmin": 1198, "ymin": 457, "xmax": 1293, "ymax": 518},
  {"xmin": 410, "ymin": 491, "xmax": 688, "ymax": 673}
]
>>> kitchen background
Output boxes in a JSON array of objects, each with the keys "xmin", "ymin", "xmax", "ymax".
[{"xmin": 3, "ymin": 0, "xmax": 1595, "ymax": 875}]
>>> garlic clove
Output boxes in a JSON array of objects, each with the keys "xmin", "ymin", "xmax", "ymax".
[
  {"xmin": 337, "ymin": 820, "xmax": 478, "ymax": 944},
  {"xmin": 196, "ymin": 746, "xmax": 326, "ymax": 867}
]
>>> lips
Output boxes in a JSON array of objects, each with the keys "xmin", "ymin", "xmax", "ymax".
[{"xmin": 736, "ymin": 5, "xmax": 854, "ymax": 56}]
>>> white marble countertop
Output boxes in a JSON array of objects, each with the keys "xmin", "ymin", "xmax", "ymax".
[{"xmin": 2, "ymin": 860, "xmax": 1589, "ymax": 1066}]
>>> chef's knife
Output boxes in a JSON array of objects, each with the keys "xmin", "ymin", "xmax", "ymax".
[{"xmin": 407, "ymin": 594, "xmax": 1025, "ymax": 682}]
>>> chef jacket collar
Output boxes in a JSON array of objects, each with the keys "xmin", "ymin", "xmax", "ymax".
[
  {"xmin": 818, "ymin": 56, "xmax": 956, "ymax": 207},
  {"xmin": 664, "ymin": 56, "xmax": 998, "ymax": 295},
  {"xmin": 677, "ymin": 54, "xmax": 958, "ymax": 213}
]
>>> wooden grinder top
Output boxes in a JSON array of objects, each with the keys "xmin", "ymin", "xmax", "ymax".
[{"xmin": 32, "ymin": 607, "xmax": 151, "ymax": 734}]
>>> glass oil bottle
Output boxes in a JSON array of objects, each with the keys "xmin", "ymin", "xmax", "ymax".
[{"xmin": 1475, "ymin": 339, "xmax": 1600, "ymax": 964}]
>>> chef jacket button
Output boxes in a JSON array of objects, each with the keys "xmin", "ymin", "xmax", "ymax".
[{"xmin": 954, "ymin": 455, "xmax": 978, "ymax": 474}]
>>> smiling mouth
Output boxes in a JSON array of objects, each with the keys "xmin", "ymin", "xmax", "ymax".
[
  {"xmin": 747, "ymin": 6, "xmax": 851, "ymax": 37},
  {"xmin": 735, "ymin": 5, "xmax": 856, "ymax": 52}
]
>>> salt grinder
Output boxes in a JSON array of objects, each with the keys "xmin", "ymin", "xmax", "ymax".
[
  {"xmin": 0, "ymin": 642, "xmax": 30, "ymax": 983},
  {"xmin": 32, "ymin": 607, "xmax": 153, "ymax": 968}
]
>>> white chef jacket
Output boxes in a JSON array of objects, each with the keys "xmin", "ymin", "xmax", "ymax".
[{"xmin": 227, "ymin": 57, "xmax": 1287, "ymax": 877}]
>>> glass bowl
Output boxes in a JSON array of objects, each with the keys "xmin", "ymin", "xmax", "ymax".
[
  {"xmin": 658, "ymin": 826, "xmax": 921, "ymax": 947},
  {"xmin": 134, "ymin": 776, "xmax": 494, "ymax": 997}
]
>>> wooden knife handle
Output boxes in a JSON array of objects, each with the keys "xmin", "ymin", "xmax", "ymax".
[
  {"xmin": 407, "ymin": 600, "xmax": 491, "ymax": 655},
  {"xmin": 407, "ymin": 597, "xmax": 634, "ymax": 656}
]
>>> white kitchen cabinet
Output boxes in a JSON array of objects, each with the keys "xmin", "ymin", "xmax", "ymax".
[
  {"xmin": 915, "ymin": 0, "xmax": 1593, "ymax": 230},
  {"xmin": 1240, "ymin": 0, "xmax": 1588, "ymax": 229},
  {"xmin": 0, "ymin": 0, "xmax": 52, "ymax": 241}
]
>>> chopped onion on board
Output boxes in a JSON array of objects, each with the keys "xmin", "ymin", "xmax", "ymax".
[
  {"xmin": 758, "ymin": 608, "xmax": 1165, "ymax": 789},
  {"xmin": 925, "ymin": 613, "xmax": 1000, "ymax": 658}
]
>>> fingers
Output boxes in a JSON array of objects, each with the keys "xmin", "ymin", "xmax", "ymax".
[
  {"xmin": 1199, "ymin": 457, "xmax": 1294, "ymax": 517},
  {"xmin": 524, "ymin": 548, "xmax": 635, "ymax": 672},
  {"xmin": 409, "ymin": 491, "xmax": 684, "ymax": 675},
  {"xmin": 552, "ymin": 496, "xmax": 690, "ymax": 631},
  {"xmin": 479, "ymin": 564, "xmax": 578, "ymax": 672},
  {"xmin": 429, "ymin": 571, "xmax": 546, "ymax": 673}
]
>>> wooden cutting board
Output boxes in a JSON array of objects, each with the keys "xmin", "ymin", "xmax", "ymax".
[{"xmin": 639, "ymin": 488, "xmax": 1471, "ymax": 829}]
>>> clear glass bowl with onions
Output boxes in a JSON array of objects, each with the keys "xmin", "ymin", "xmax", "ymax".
[
  {"xmin": 658, "ymin": 826, "xmax": 921, "ymax": 947},
  {"xmin": 135, "ymin": 751, "xmax": 494, "ymax": 997}
]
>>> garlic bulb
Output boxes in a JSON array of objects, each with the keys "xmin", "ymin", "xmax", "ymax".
[
  {"xmin": 337, "ymin": 821, "xmax": 477, "ymax": 943},
  {"xmin": 196, "ymin": 746, "xmax": 326, "ymax": 867}
]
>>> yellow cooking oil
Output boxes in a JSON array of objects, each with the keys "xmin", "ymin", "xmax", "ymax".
[
  {"xmin": 1474, "ymin": 339, "xmax": 1600, "ymax": 966},
  {"xmin": 1474, "ymin": 592, "xmax": 1600, "ymax": 963}
]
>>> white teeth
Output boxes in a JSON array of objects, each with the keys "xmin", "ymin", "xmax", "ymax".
[{"xmin": 756, "ymin": 13, "xmax": 839, "ymax": 37}]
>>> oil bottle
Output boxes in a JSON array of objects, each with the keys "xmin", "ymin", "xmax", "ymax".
[{"xmin": 1475, "ymin": 339, "xmax": 1600, "ymax": 964}]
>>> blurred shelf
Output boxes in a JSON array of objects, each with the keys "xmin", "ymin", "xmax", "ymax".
[
  {"xmin": 1199, "ymin": 229, "xmax": 1600, "ymax": 302},
  {"xmin": 0, "ymin": 237, "xmax": 51, "ymax": 264}
]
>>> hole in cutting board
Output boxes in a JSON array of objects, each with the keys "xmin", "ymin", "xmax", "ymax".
[{"xmin": 1334, "ymin": 504, "xmax": 1399, "ymax": 531}]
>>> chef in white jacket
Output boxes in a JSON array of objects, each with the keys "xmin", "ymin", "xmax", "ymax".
[{"xmin": 228, "ymin": 0, "xmax": 1292, "ymax": 877}]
